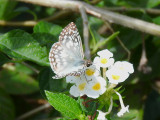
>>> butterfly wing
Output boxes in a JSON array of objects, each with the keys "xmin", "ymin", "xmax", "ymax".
[
  {"xmin": 59, "ymin": 22, "xmax": 84, "ymax": 59},
  {"xmin": 49, "ymin": 22, "xmax": 85, "ymax": 79}
]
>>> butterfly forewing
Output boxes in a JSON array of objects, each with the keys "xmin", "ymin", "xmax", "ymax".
[
  {"xmin": 59, "ymin": 22, "xmax": 84, "ymax": 59},
  {"xmin": 49, "ymin": 22, "xmax": 86, "ymax": 78}
]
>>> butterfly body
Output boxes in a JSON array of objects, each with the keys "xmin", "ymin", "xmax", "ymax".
[{"xmin": 49, "ymin": 22, "xmax": 91, "ymax": 79}]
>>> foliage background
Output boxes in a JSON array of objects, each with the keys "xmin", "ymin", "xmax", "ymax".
[{"xmin": 0, "ymin": 0, "xmax": 160, "ymax": 120}]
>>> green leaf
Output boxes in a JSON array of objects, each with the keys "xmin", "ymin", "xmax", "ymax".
[
  {"xmin": 0, "ymin": 0, "xmax": 17, "ymax": 20},
  {"xmin": 33, "ymin": 21, "xmax": 62, "ymax": 39},
  {"xmin": 45, "ymin": 91, "xmax": 83, "ymax": 119},
  {"xmin": 0, "ymin": 29, "xmax": 49, "ymax": 66},
  {"xmin": 0, "ymin": 52, "xmax": 10, "ymax": 66},
  {"xmin": 0, "ymin": 88, "xmax": 15, "ymax": 120},
  {"xmin": 147, "ymin": 0, "xmax": 160, "ymax": 8},
  {"xmin": 39, "ymin": 67, "xmax": 67, "ymax": 99},
  {"xmin": 14, "ymin": 7, "xmax": 38, "ymax": 20},
  {"xmin": 32, "ymin": 33, "xmax": 56, "ymax": 52},
  {"xmin": 15, "ymin": 63, "xmax": 34, "ymax": 75},
  {"xmin": 152, "ymin": 16, "xmax": 160, "ymax": 25},
  {"xmin": 0, "ymin": 66, "xmax": 39, "ymax": 95}
]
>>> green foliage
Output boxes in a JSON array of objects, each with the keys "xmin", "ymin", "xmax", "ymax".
[
  {"xmin": 0, "ymin": 52, "xmax": 10, "ymax": 66},
  {"xmin": 147, "ymin": 0, "xmax": 160, "ymax": 8},
  {"xmin": 0, "ymin": 0, "xmax": 17, "ymax": 20},
  {"xmin": 0, "ymin": 65, "xmax": 38, "ymax": 95},
  {"xmin": 45, "ymin": 91, "xmax": 85, "ymax": 119},
  {"xmin": 0, "ymin": 0, "xmax": 159, "ymax": 119},
  {"xmin": 143, "ymin": 90, "xmax": 160, "ymax": 120},
  {"xmin": 0, "ymin": 89, "xmax": 15, "ymax": 120},
  {"xmin": 152, "ymin": 16, "xmax": 160, "ymax": 25},
  {"xmin": 33, "ymin": 21, "xmax": 62, "ymax": 38},
  {"xmin": 38, "ymin": 67, "xmax": 67, "ymax": 98},
  {"xmin": 0, "ymin": 29, "xmax": 49, "ymax": 66}
]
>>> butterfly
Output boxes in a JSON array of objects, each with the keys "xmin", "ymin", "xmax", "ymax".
[{"xmin": 49, "ymin": 22, "xmax": 92, "ymax": 79}]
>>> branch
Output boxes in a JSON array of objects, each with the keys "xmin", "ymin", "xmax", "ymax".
[
  {"xmin": 0, "ymin": 10, "xmax": 71, "ymax": 27},
  {"xmin": 0, "ymin": 20, "xmax": 37, "ymax": 27},
  {"xmin": 16, "ymin": 103, "xmax": 51, "ymax": 120},
  {"xmin": 79, "ymin": 5, "xmax": 91, "ymax": 60},
  {"xmin": 105, "ymin": 7, "xmax": 160, "ymax": 15},
  {"xmin": 12, "ymin": 0, "xmax": 160, "ymax": 36}
]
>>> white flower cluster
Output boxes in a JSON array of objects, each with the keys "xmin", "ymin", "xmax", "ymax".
[
  {"xmin": 67, "ymin": 66, "xmax": 106, "ymax": 99},
  {"xmin": 66, "ymin": 49, "xmax": 134, "ymax": 118}
]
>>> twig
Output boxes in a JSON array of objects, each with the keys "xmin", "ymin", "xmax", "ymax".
[
  {"xmin": 104, "ymin": 21, "xmax": 131, "ymax": 61},
  {"xmin": 0, "ymin": 10, "xmax": 71, "ymax": 27},
  {"xmin": 79, "ymin": 5, "xmax": 90, "ymax": 60},
  {"xmin": 21, "ymin": 62, "xmax": 40, "ymax": 74},
  {"xmin": 105, "ymin": 7, "xmax": 160, "ymax": 15},
  {"xmin": 0, "ymin": 20, "xmax": 37, "ymax": 27},
  {"xmin": 12, "ymin": 0, "xmax": 160, "ymax": 36},
  {"xmin": 16, "ymin": 103, "xmax": 51, "ymax": 120},
  {"xmin": 90, "ymin": 0, "xmax": 102, "ymax": 5}
]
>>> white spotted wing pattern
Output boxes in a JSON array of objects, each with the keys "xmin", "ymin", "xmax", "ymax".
[{"xmin": 49, "ymin": 22, "xmax": 87, "ymax": 79}]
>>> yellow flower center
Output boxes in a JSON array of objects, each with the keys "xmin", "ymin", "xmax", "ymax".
[
  {"xmin": 92, "ymin": 83, "xmax": 101, "ymax": 91},
  {"xmin": 85, "ymin": 69, "xmax": 95, "ymax": 76},
  {"xmin": 112, "ymin": 75, "xmax": 120, "ymax": 80},
  {"xmin": 78, "ymin": 83, "xmax": 86, "ymax": 91},
  {"xmin": 100, "ymin": 58, "xmax": 108, "ymax": 64}
]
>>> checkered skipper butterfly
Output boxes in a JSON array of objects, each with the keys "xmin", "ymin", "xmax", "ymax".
[{"xmin": 49, "ymin": 22, "xmax": 91, "ymax": 79}]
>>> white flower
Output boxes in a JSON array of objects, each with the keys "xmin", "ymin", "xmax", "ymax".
[
  {"xmin": 97, "ymin": 49, "xmax": 113, "ymax": 58},
  {"xmin": 115, "ymin": 91, "xmax": 129, "ymax": 117},
  {"xmin": 85, "ymin": 65, "xmax": 100, "ymax": 79},
  {"xmin": 94, "ymin": 49, "xmax": 114, "ymax": 68},
  {"xmin": 113, "ymin": 61, "xmax": 134, "ymax": 74},
  {"xmin": 106, "ymin": 68, "xmax": 129, "ymax": 84},
  {"xmin": 97, "ymin": 110, "xmax": 107, "ymax": 120},
  {"xmin": 69, "ymin": 76, "xmax": 107, "ymax": 98},
  {"xmin": 85, "ymin": 76, "xmax": 107, "ymax": 98},
  {"xmin": 69, "ymin": 76, "xmax": 88, "ymax": 97}
]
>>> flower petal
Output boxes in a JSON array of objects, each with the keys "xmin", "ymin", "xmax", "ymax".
[{"xmin": 97, "ymin": 49, "xmax": 113, "ymax": 58}]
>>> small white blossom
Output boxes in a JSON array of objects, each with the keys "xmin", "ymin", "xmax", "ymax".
[
  {"xmin": 69, "ymin": 76, "xmax": 88, "ymax": 97},
  {"xmin": 85, "ymin": 65, "xmax": 100, "ymax": 79},
  {"xmin": 113, "ymin": 61, "xmax": 134, "ymax": 74},
  {"xmin": 106, "ymin": 68, "xmax": 129, "ymax": 84},
  {"xmin": 94, "ymin": 49, "xmax": 114, "ymax": 68},
  {"xmin": 85, "ymin": 76, "xmax": 107, "ymax": 98},
  {"xmin": 97, "ymin": 110, "xmax": 107, "ymax": 120},
  {"xmin": 97, "ymin": 49, "xmax": 113, "ymax": 58},
  {"xmin": 115, "ymin": 91, "xmax": 129, "ymax": 117}
]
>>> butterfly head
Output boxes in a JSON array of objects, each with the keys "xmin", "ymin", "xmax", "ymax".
[{"xmin": 85, "ymin": 60, "xmax": 92, "ymax": 67}]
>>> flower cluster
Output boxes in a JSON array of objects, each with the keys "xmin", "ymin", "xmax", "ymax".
[
  {"xmin": 67, "ymin": 65, "xmax": 106, "ymax": 98},
  {"xmin": 66, "ymin": 49, "xmax": 134, "ymax": 118}
]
